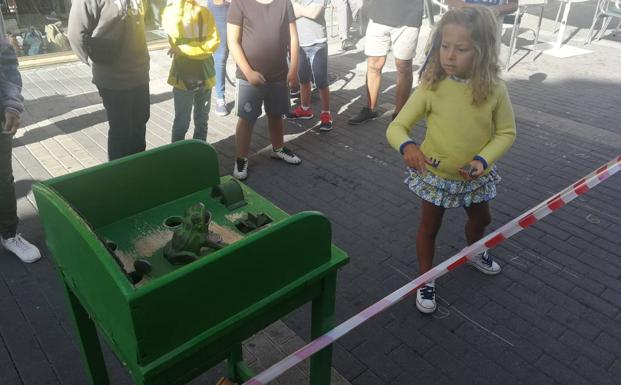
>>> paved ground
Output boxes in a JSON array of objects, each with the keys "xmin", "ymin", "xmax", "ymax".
[{"xmin": 2, "ymin": 2, "xmax": 621, "ymax": 385}]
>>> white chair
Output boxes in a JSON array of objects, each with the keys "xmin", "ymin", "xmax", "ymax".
[
  {"xmin": 586, "ymin": 0, "xmax": 621, "ymax": 43},
  {"xmin": 505, "ymin": 0, "xmax": 548, "ymax": 69}
]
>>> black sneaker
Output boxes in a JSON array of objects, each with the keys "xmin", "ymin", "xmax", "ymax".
[
  {"xmin": 348, "ymin": 107, "xmax": 379, "ymax": 125},
  {"xmin": 341, "ymin": 38, "xmax": 356, "ymax": 51}
]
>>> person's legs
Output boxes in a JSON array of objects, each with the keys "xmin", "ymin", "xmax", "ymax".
[
  {"xmin": 318, "ymin": 88, "xmax": 330, "ymax": 112},
  {"xmin": 129, "ymin": 83, "xmax": 149, "ymax": 154},
  {"xmin": 0, "ymin": 134, "xmax": 40, "ymax": 263},
  {"xmin": 297, "ymin": 47, "xmax": 313, "ymax": 109},
  {"xmin": 299, "ymin": 82, "xmax": 313, "ymax": 109},
  {"xmin": 463, "ymin": 201, "xmax": 492, "ymax": 245},
  {"xmin": 349, "ymin": 20, "xmax": 391, "ymax": 125},
  {"xmin": 464, "ymin": 201, "xmax": 501, "ymax": 274},
  {"xmin": 148, "ymin": 0, "xmax": 165, "ymax": 28},
  {"xmin": 98, "ymin": 84, "xmax": 149, "ymax": 160},
  {"xmin": 0, "ymin": 134, "xmax": 18, "ymax": 239},
  {"xmin": 233, "ymin": 117, "xmax": 253, "ymax": 180},
  {"xmin": 334, "ymin": 0, "xmax": 350, "ymax": 41},
  {"xmin": 98, "ymin": 87, "xmax": 133, "ymax": 160},
  {"xmin": 171, "ymin": 87, "xmax": 194, "ymax": 142},
  {"xmin": 209, "ymin": 2, "xmax": 230, "ymax": 107},
  {"xmin": 266, "ymin": 113, "xmax": 285, "ymax": 150},
  {"xmin": 350, "ymin": 0, "xmax": 364, "ymax": 34},
  {"xmin": 366, "ymin": 55, "xmax": 386, "ymax": 111},
  {"xmin": 415, "ymin": 199, "xmax": 445, "ymax": 314},
  {"xmin": 192, "ymin": 87, "xmax": 212, "ymax": 141},
  {"xmin": 235, "ymin": 117, "xmax": 254, "ymax": 159},
  {"xmin": 416, "ymin": 200, "xmax": 446, "ymax": 274},
  {"xmin": 309, "ymin": 43, "xmax": 330, "ymax": 112},
  {"xmin": 233, "ymin": 79, "xmax": 263, "ymax": 178},
  {"xmin": 265, "ymin": 82, "xmax": 300, "ymax": 164},
  {"xmin": 391, "ymin": 25, "xmax": 419, "ymax": 116},
  {"xmin": 394, "ymin": 58, "xmax": 413, "ymax": 116}
]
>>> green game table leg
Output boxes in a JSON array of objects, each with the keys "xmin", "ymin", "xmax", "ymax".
[
  {"xmin": 310, "ymin": 272, "xmax": 337, "ymax": 385},
  {"xmin": 228, "ymin": 343, "xmax": 255, "ymax": 383},
  {"xmin": 63, "ymin": 281, "xmax": 111, "ymax": 385}
]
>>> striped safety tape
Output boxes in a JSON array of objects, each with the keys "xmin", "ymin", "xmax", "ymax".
[{"xmin": 243, "ymin": 155, "xmax": 621, "ymax": 385}]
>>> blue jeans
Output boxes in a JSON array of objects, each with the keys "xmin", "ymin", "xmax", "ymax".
[
  {"xmin": 171, "ymin": 87, "xmax": 212, "ymax": 142},
  {"xmin": 208, "ymin": 1, "xmax": 229, "ymax": 99}
]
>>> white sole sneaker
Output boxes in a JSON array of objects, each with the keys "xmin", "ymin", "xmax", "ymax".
[
  {"xmin": 468, "ymin": 251, "xmax": 502, "ymax": 275},
  {"xmin": 271, "ymin": 148, "xmax": 301, "ymax": 165},
  {"xmin": 1, "ymin": 234, "xmax": 42, "ymax": 263},
  {"xmin": 233, "ymin": 158, "xmax": 248, "ymax": 180},
  {"xmin": 415, "ymin": 284, "xmax": 437, "ymax": 314}
]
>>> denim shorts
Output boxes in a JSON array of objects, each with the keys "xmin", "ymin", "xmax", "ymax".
[
  {"xmin": 234, "ymin": 79, "xmax": 290, "ymax": 122},
  {"xmin": 298, "ymin": 42, "xmax": 329, "ymax": 89}
]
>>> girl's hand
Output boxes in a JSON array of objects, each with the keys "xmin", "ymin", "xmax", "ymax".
[
  {"xmin": 247, "ymin": 70, "xmax": 266, "ymax": 86},
  {"xmin": 287, "ymin": 68, "xmax": 299, "ymax": 90},
  {"xmin": 403, "ymin": 143, "xmax": 431, "ymax": 174},
  {"xmin": 459, "ymin": 160, "xmax": 485, "ymax": 180}
]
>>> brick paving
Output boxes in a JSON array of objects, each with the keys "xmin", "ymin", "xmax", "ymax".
[{"xmin": 2, "ymin": 3, "xmax": 621, "ymax": 385}]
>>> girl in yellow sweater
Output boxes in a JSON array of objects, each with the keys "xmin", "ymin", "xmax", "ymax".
[{"xmin": 386, "ymin": 7, "xmax": 516, "ymax": 314}]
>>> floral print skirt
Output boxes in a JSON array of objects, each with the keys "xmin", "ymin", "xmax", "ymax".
[{"xmin": 405, "ymin": 166, "xmax": 501, "ymax": 208}]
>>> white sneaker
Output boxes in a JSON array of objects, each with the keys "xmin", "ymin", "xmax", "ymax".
[
  {"xmin": 1, "ymin": 234, "xmax": 41, "ymax": 263},
  {"xmin": 469, "ymin": 251, "xmax": 501, "ymax": 275},
  {"xmin": 271, "ymin": 147, "xmax": 301, "ymax": 165},
  {"xmin": 214, "ymin": 98, "xmax": 229, "ymax": 116},
  {"xmin": 233, "ymin": 158, "xmax": 248, "ymax": 180},
  {"xmin": 416, "ymin": 282, "xmax": 436, "ymax": 314}
]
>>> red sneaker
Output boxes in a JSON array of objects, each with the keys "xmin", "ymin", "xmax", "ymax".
[
  {"xmin": 319, "ymin": 111, "xmax": 333, "ymax": 131},
  {"xmin": 285, "ymin": 105, "xmax": 314, "ymax": 120}
]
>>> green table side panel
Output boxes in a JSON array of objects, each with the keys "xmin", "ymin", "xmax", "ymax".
[
  {"xmin": 140, "ymin": 280, "xmax": 325, "ymax": 385},
  {"xmin": 129, "ymin": 212, "xmax": 336, "ymax": 365},
  {"xmin": 32, "ymin": 183, "xmax": 138, "ymax": 364},
  {"xmin": 43, "ymin": 141, "xmax": 220, "ymax": 229}
]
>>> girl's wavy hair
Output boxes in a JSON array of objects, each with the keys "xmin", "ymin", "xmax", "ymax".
[{"xmin": 420, "ymin": 7, "xmax": 501, "ymax": 106}]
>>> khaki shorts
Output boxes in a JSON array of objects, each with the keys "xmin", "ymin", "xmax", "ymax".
[{"xmin": 364, "ymin": 19, "xmax": 420, "ymax": 60}]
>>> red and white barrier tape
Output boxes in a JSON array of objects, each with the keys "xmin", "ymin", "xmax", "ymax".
[{"xmin": 243, "ymin": 155, "xmax": 621, "ymax": 385}]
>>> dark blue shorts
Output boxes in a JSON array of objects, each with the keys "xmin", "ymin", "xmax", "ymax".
[
  {"xmin": 234, "ymin": 79, "xmax": 290, "ymax": 122},
  {"xmin": 298, "ymin": 42, "xmax": 329, "ymax": 89}
]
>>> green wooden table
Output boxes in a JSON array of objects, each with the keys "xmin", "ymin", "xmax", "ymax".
[{"xmin": 33, "ymin": 141, "xmax": 348, "ymax": 385}]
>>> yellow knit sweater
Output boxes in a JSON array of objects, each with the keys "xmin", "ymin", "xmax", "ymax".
[{"xmin": 387, "ymin": 78, "xmax": 516, "ymax": 180}]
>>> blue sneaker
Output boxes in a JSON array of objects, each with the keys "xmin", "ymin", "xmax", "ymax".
[{"xmin": 469, "ymin": 251, "xmax": 501, "ymax": 275}]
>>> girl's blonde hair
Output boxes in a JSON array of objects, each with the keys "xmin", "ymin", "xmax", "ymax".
[{"xmin": 421, "ymin": 7, "xmax": 500, "ymax": 105}]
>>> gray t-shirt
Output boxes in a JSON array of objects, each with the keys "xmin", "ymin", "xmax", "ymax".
[
  {"xmin": 293, "ymin": 0, "xmax": 328, "ymax": 47},
  {"xmin": 228, "ymin": 0, "xmax": 296, "ymax": 82}
]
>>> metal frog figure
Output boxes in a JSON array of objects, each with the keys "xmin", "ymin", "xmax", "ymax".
[{"xmin": 164, "ymin": 202, "xmax": 226, "ymax": 265}]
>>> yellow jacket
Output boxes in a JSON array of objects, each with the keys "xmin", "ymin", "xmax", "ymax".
[
  {"xmin": 163, "ymin": 0, "xmax": 220, "ymax": 89},
  {"xmin": 162, "ymin": 0, "xmax": 220, "ymax": 60}
]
